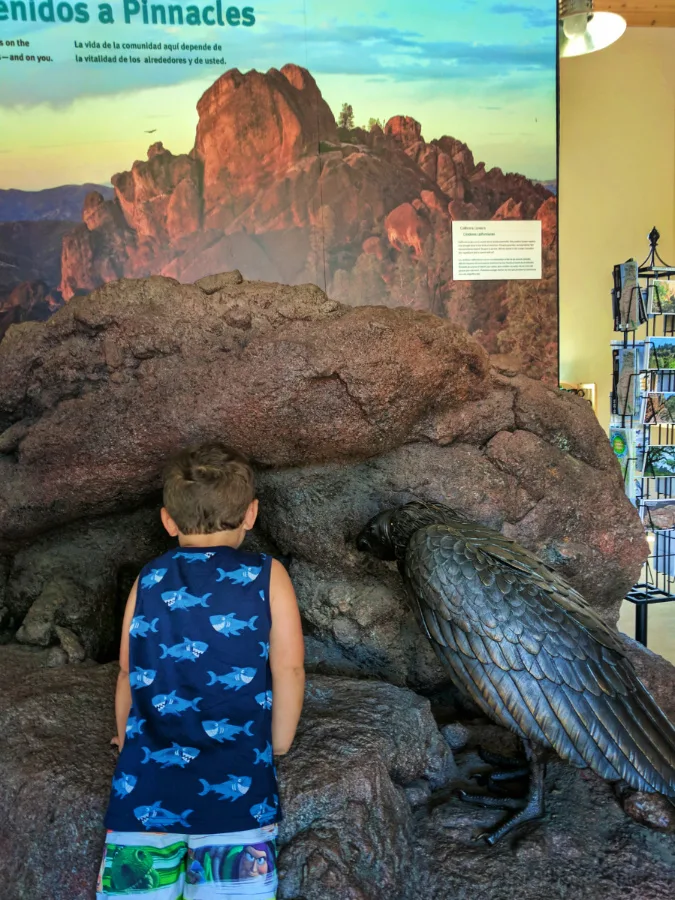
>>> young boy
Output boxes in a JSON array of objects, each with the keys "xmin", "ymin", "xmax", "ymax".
[{"xmin": 97, "ymin": 443, "xmax": 305, "ymax": 899}]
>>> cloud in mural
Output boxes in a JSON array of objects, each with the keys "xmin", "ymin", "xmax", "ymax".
[
  {"xmin": 0, "ymin": 0, "xmax": 554, "ymax": 108},
  {"xmin": 490, "ymin": 3, "xmax": 552, "ymax": 28}
]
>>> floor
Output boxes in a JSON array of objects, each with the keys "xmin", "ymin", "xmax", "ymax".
[{"xmin": 618, "ymin": 599, "xmax": 675, "ymax": 664}]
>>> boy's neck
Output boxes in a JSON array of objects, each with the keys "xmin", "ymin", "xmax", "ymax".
[{"xmin": 178, "ymin": 529, "xmax": 244, "ymax": 550}]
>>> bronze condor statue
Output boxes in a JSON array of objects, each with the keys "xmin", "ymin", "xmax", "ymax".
[{"xmin": 356, "ymin": 501, "xmax": 675, "ymax": 845}]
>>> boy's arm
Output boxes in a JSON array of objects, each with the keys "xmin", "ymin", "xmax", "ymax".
[
  {"xmin": 269, "ymin": 559, "xmax": 305, "ymax": 756},
  {"xmin": 114, "ymin": 578, "xmax": 138, "ymax": 752}
]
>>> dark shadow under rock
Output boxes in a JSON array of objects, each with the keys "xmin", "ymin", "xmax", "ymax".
[{"xmin": 4, "ymin": 504, "xmax": 172, "ymax": 659}]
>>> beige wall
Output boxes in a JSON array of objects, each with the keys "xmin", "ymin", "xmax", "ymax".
[{"xmin": 559, "ymin": 28, "xmax": 675, "ymax": 433}]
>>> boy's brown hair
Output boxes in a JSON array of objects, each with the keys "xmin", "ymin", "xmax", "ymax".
[{"xmin": 163, "ymin": 443, "xmax": 255, "ymax": 535}]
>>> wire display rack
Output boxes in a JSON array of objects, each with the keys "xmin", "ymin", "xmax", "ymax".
[{"xmin": 610, "ymin": 228, "xmax": 675, "ymax": 646}]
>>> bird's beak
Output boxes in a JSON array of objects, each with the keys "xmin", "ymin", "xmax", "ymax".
[{"xmin": 356, "ymin": 533, "xmax": 371, "ymax": 553}]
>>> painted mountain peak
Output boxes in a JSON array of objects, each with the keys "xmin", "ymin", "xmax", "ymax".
[
  {"xmin": 8, "ymin": 64, "xmax": 557, "ymax": 378},
  {"xmin": 0, "ymin": 184, "xmax": 114, "ymax": 223}
]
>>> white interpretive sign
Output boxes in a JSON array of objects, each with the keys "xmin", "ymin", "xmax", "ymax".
[{"xmin": 452, "ymin": 220, "xmax": 542, "ymax": 280}]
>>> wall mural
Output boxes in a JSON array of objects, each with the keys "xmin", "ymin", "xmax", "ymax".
[{"xmin": 0, "ymin": 0, "xmax": 557, "ymax": 379}]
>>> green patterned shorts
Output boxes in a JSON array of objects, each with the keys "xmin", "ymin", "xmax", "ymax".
[{"xmin": 96, "ymin": 825, "xmax": 278, "ymax": 899}]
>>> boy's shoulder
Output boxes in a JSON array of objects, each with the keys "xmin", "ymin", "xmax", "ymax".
[{"xmin": 138, "ymin": 546, "xmax": 270, "ymax": 578}]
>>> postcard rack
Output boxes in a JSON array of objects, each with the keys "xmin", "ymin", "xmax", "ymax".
[{"xmin": 610, "ymin": 228, "xmax": 675, "ymax": 646}]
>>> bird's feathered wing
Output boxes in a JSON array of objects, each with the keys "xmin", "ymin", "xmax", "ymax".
[{"xmin": 404, "ymin": 521, "xmax": 675, "ymax": 795}]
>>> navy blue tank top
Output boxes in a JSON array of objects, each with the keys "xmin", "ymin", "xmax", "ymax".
[{"xmin": 104, "ymin": 545, "xmax": 279, "ymax": 834}]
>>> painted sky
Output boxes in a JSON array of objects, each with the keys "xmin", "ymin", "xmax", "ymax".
[{"xmin": 0, "ymin": 0, "xmax": 556, "ymax": 190}]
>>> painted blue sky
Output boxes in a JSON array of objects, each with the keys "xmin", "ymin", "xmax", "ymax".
[{"xmin": 0, "ymin": 0, "xmax": 557, "ymax": 188}]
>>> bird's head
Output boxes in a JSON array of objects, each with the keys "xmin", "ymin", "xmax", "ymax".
[
  {"xmin": 357, "ymin": 501, "xmax": 460, "ymax": 561},
  {"xmin": 356, "ymin": 509, "xmax": 398, "ymax": 560}
]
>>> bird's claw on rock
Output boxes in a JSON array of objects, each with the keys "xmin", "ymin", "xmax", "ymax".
[
  {"xmin": 455, "ymin": 788, "xmax": 525, "ymax": 811},
  {"xmin": 477, "ymin": 747, "xmax": 527, "ymax": 769}
]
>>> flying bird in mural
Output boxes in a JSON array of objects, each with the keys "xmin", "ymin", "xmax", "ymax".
[
  {"xmin": 144, "ymin": 129, "xmax": 157, "ymax": 133},
  {"xmin": 357, "ymin": 501, "xmax": 675, "ymax": 845}
]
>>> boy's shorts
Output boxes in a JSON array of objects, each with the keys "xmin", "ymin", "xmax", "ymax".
[{"xmin": 96, "ymin": 825, "xmax": 278, "ymax": 899}]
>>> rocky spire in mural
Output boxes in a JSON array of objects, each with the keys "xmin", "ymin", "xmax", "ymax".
[
  {"xmin": 0, "ymin": 65, "xmax": 556, "ymax": 377},
  {"xmin": 51, "ymin": 64, "xmax": 557, "ymax": 379}
]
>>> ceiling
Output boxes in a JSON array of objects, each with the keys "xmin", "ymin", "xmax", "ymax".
[{"xmin": 595, "ymin": 1, "xmax": 675, "ymax": 26}]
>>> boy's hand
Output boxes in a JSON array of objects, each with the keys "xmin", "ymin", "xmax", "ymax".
[{"xmin": 111, "ymin": 735, "xmax": 122, "ymax": 752}]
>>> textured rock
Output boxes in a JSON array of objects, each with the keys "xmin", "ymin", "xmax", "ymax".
[
  {"xmin": 55, "ymin": 625, "xmax": 86, "ymax": 663},
  {"xmin": 623, "ymin": 636, "xmax": 675, "ymax": 722},
  {"xmin": 2, "ymin": 651, "xmax": 674, "ymax": 900},
  {"xmin": 0, "ymin": 276, "xmax": 645, "ymax": 662},
  {"xmin": 258, "ymin": 434, "xmax": 645, "ymax": 636},
  {"xmin": 0, "ymin": 646, "xmax": 116, "ymax": 900},
  {"xmin": 4, "ymin": 505, "xmax": 172, "ymax": 658},
  {"xmin": 618, "ymin": 788, "xmax": 675, "ymax": 833},
  {"xmin": 0, "ymin": 275, "xmax": 489, "ymax": 544},
  {"xmin": 276, "ymin": 676, "xmax": 455, "ymax": 900}
]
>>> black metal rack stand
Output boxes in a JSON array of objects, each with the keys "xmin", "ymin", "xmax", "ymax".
[{"xmin": 611, "ymin": 227, "xmax": 675, "ymax": 645}]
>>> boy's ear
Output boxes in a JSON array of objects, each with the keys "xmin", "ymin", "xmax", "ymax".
[
  {"xmin": 161, "ymin": 507, "xmax": 181, "ymax": 537},
  {"xmin": 243, "ymin": 499, "xmax": 259, "ymax": 532}
]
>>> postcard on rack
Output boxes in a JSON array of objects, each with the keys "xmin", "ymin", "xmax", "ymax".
[
  {"xmin": 642, "ymin": 499, "xmax": 675, "ymax": 531},
  {"xmin": 649, "ymin": 279, "xmax": 675, "ymax": 316},
  {"xmin": 613, "ymin": 260, "xmax": 645, "ymax": 331},
  {"xmin": 654, "ymin": 531, "xmax": 675, "ymax": 575},
  {"xmin": 610, "ymin": 426, "xmax": 631, "ymax": 476},
  {"xmin": 645, "ymin": 337, "xmax": 675, "ymax": 370},
  {"xmin": 612, "ymin": 343, "xmax": 642, "ymax": 416},
  {"xmin": 609, "ymin": 426, "xmax": 635, "ymax": 501},
  {"xmin": 643, "ymin": 392, "xmax": 675, "ymax": 425},
  {"xmin": 644, "ymin": 445, "xmax": 675, "ymax": 477}
]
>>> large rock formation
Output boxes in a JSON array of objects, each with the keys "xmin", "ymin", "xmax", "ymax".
[
  {"xmin": 52, "ymin": 64, "xmax": 556, "ymax": 379},
  {"xmin": 0, "ymin": 272, "xmax": 671, "ymax": 900},
  {"xmin": 2, "ymin": 647, "xmax": 675, "ymax": 900},
  {"xmin": 0, "ymin": 273, "xmax": 645, "ymax": 671}
]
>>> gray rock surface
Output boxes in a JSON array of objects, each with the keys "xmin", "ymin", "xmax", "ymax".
[
  {"xmin": 2, "ymin": 647, "xmax": 674, "ymax": 900},
  {"xmin": 0, "ymin": 274, "xmax": 489, "ymax": 543},
  {"xmin": 3, "ymin": 504, "xmax": 172, "ymax": 658}
]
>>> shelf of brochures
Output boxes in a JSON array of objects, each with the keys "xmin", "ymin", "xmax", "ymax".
[{"xmin": 610, "ymin": 228, "xmax": 675, "ymax": 646}]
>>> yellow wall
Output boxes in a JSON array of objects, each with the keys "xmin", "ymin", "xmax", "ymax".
[{"xmin": 559, "ymin": 28, "xmax": 675, "ymax": 433}]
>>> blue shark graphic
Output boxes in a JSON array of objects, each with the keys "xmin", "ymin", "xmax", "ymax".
[
  {"xmin": 254, "ymin": 741, "xmax": 274, "ymax": 767},
  {"xmin": 130, "ymin": 667, "xmax": 156, "ymax": 689},
  {"xmin": 141, "ymin": 568, "xmax": 168, "ymax": 590},
  {"xmin": 255, "ymin": 691, "xmax": 273, "ymax": 710},
  {"xmin": 198, "ymin": 775, "xmax": 252, "ymax": 802},
  {"xmin": 141, "ymin": 742, "xmax": 200, "ymax": 768},
  {"xmin": 202, "ymin": 718, "xmax": 254, "ymax": 743},
  {"xmin": 125, "ymin": 716, "xmax": 146, "ymax": 738},
  {"xmin": 173, "ymin": 551, "xmax": 216, "ymax": 563},
  {"xmin": 207, "ymin": 667, "xmax": 257, "ymax": 691},
  {"xmin": 250, "ymin": 798, "xmax": 277, "ymax": 825},
  {"xmin": 130, "ymin": 615, "xmax": 159, "ymax": 639},
  {"xmin": 152, "ymin": 691, "xmax": 202, "ymax": 717},
  {"xmin": 187, "ymin": 858, "xmax": 207, "ymax": 885},
  {"xmin": 161, "ymin": 587, "xmax": 212, "ymax": 611},
  {"xmin": 259, "ymin": 589, "xmax": 266, "ymax": 602},
  {"xmin": 210, "ymin": 613, "xmax": 258, "ymax": 638},
  {"xmin": 112, "ymin": 772, "xmax": 137, "ymax": 799},
  {"xmin": 134, "ymin": 802, "xmax": 193, "ymax": 830},
  {"xmin": 159, "ymin": 638, "xmax": 208, "ymax": 663},
  {"xmin": 259, "ymin": 641, "xmax": 270, "ymax": 660},
  {"xmin": 216, "ymin": 565, "xmax": 262, "ymax": 585}
]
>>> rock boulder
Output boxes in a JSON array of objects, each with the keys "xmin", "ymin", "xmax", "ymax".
[
  {"xmin": 2, "ymin": 648, "xmax": 675, "ymax": 900},
  {"xmin": 0, "ymin": 273, "xmax": 646, "ymax": 669}
]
